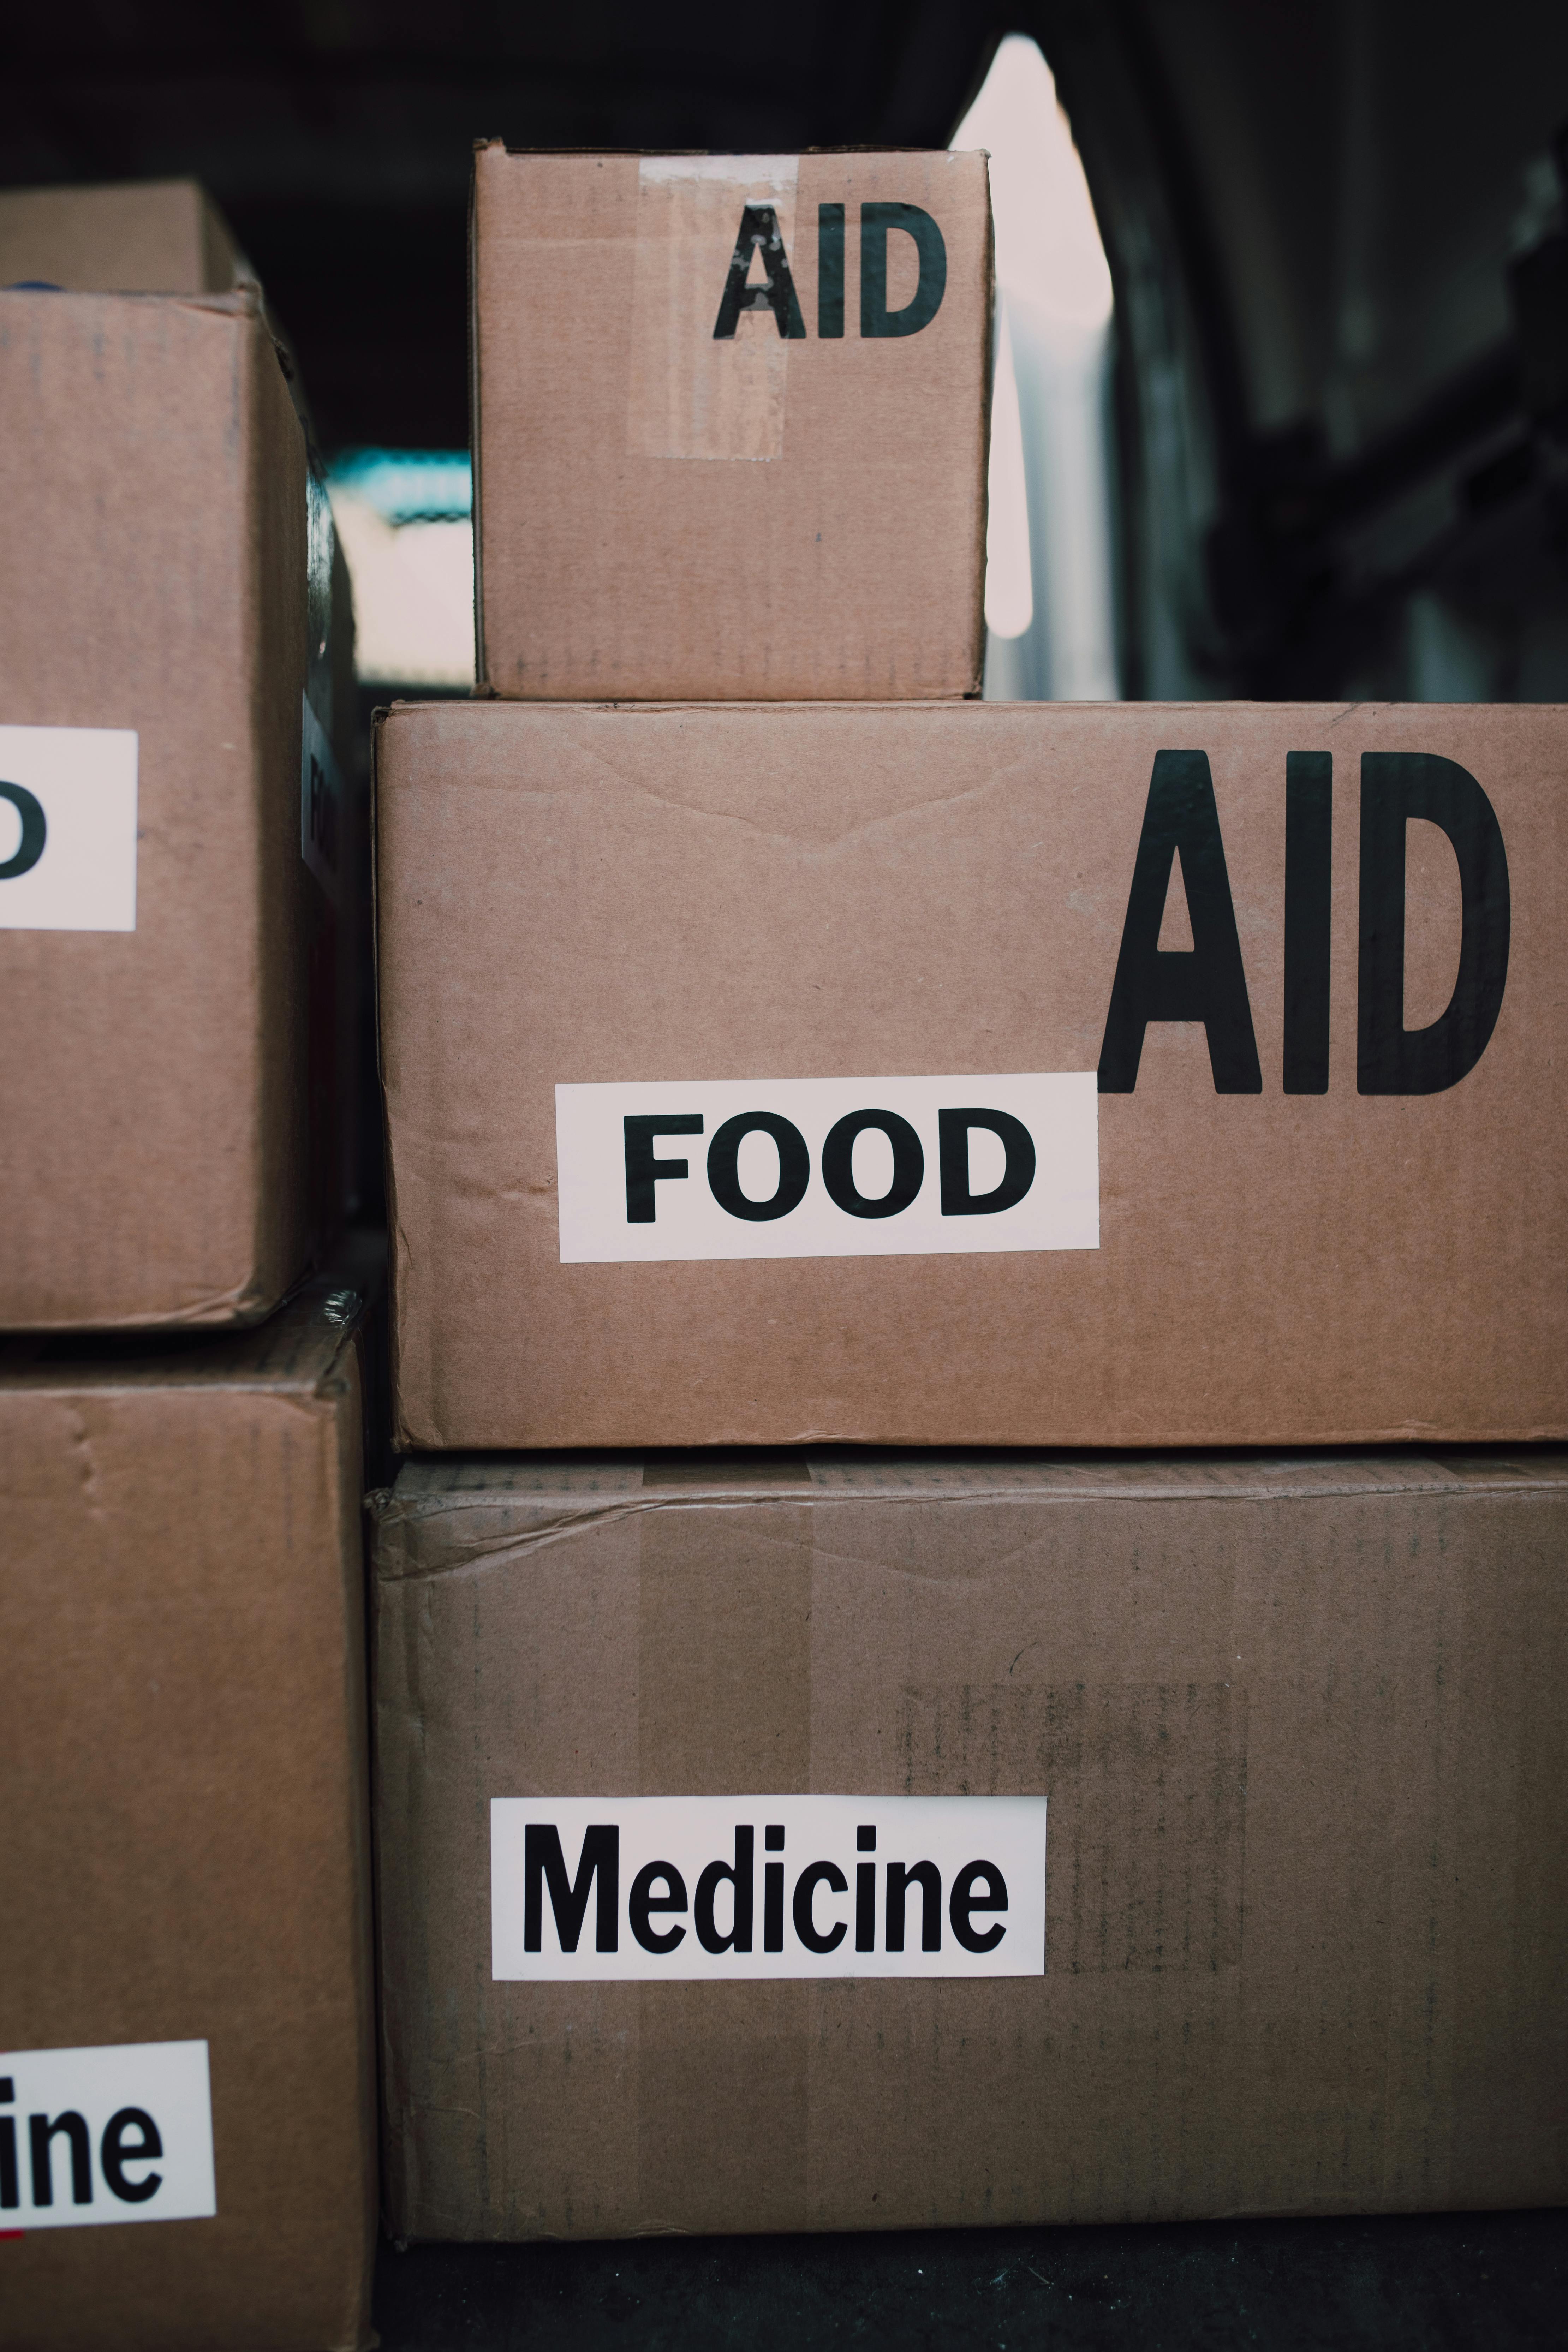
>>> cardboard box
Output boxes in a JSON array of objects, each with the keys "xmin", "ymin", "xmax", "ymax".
[
  {"xmin": 370, "ymin": 1446, "xmax": 1568, "ymax": 2237},
  {"xmin": 0, "ymin": 1258, "xmax": 380, "ymax": 2350},
  {"xmin": 374, "ymin": 697, "xmax": 1568, "ymax": 1450},
  {"xmin": 0, "ymin": 177, "xmax": 251, "ymax": 298},
  {"xmin": 0, "ymin": 277, "xmax": 347, "ymax": 1327},
  {"xmin": 471, "ymin": 145, "xmax": 991, "ymax": 700}
]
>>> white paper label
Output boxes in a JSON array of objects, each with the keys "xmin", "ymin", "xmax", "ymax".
[
  {"xmin": 555, "ymin": 1073, "xmax": 1099, "ymax": 1262},
  {"xmin": 0, "ymin": 725, "xmax": 137, "ymax": 932},
  {"xmin": 300, "ymin": 693, "xmax": 343, "ymax": 903},
  {"xmin": 0, "ymin": 2040, "xmax": 216, "ymax": 2230},
  {"xmin": 491, "ymin": 1796, "xmax": 1047, "ymax": 1982}
]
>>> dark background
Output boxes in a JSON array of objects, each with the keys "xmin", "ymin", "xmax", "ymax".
[
  {"xmin": 6, "ymin": 7, "xmax": 1565, "ymax": 2341},
  {"xmin": 6, "ymin": 1, "xmax": 1568, "ymax": 698}
]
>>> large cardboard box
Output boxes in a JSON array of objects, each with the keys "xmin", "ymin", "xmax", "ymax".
[
  {"xmin": 374, "ymin": 697, "xmax": 1566, "ymax": 1450},
  {"xmin": 370, "ymin": 1447, "xmax": 1568, "ymax": 2238},
  {"xmin": 0, "ymin": 274, "xmax": 349, "ymax": 1328},
  {"xmin": 0, "ymin": 1260, "xmax": 380, "ymax": 2350},
  {"xmin": 471, "ymin": 145, "xmax": 991, "ymax": 700}
]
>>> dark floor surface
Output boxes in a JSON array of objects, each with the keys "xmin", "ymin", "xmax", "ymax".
[{"xmin": 375, "ymin": 2208, "xmax": 1567, "ymax": 2350}]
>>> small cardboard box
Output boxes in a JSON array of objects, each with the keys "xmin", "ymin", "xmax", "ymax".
[
  {"xmin": 0, "ymin": 1260, "xmax": 380, "ymax": 2350},
  {"xmin": 370, "ymin": 1447, "xmax": 1568, "ymax": 2238},
  {"xmin": 471, "ymin": 145, "xmax": 991, "ymax": 700},
  {"xmin": 0, "ymin": 273, "xmax": 349, "ymax": 1328},
  {"xmin": 374, "ymin": 697, "xmax": 1567, "ymax": 1450}
]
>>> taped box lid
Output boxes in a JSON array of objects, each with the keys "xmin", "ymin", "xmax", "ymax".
[{"xmin": 470, "ymin": 144, "xmax": 992, "ymax": 700}]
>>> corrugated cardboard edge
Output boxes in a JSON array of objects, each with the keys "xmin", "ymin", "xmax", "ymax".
[
  {"xmin": 469, "ymin": 143, "xmax": 498, "ymax": 698},
  {"xmin": 248, "ymin": 296, "xmax": 318, "ymax": 1327},
  {"xmin": 321, "ymin": 1297, "xmax": 382, "ymax": 2352},
  {"xmin": 370, "ymin": 706, "xmax": 418, "ymax": 1454}
]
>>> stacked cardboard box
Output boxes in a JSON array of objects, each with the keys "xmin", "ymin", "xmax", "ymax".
[
  {"xmin": 0, "ymin": 182, "xmax": 376, "ymax": 2348},
  {"xmin": 366, "ymin": 148, "xmax": 1568, "ymax": 2239}
]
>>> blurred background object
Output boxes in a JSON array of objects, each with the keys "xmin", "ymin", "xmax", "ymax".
[
  {"xmin": 955, "ymin": 33, "xmax": 1119, "ymax": 700},
  {"xmin": 3, "ymin": 0, "xmax": 1564, "ymax": 703}
]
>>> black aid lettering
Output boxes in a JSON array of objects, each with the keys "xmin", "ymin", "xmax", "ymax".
[
  {"xmin": 624, "ymin": 1115, "xmax": 703, "ymax": 1224},
  {"xmin": 0, "ymin": 782, "xmax": 47, "ymax": 882},
  {"xmin": 713, "ymin": 204, "xmax": 806, "ymax": 340},
  {"xmin": 821, "ymin": 1109, "xmax": 924, "ymax": 1218},
  {"xmin": 938, "ymin": 1109, "xmax": 1036, "ymax": 1214},
  {"xmin": 1284, "ymin": 752, "xmax": 1333, "ymax": 1093},
  {"xmin": 860, "ymin": 202, "xmax": 947, "ymax": 337},
  {"xmin": 695, "ymin": 1826, "xmax": 756, "ymax": 1954},
  {"xmin": 818, "ymin": 202, "xmax": 845, "ymax": 338},
  {"xmin": 707, "ymin": 1112, "xmax": 810, "ymax": 1222},
  {"xmin": 792, "ymin": 1861, "xmax": 848, "ymax": 1954},
  {"xmin": 629, "ymin": 1862, "xmax": 688, "ymax": 1956},
  {"xmin": 949, "ymin": 1859, "xmax": 1008, "ymax": 1954},
  {"xmin": 101, "ymin": 2109, "xmax": 163, "ymax": 2203},
  {"xmin": 523, "ymin": 1823, "xmax": 619, "ymax": 1954},
  {"xmin": 1358, "ymin": 752, "xmax": 1510, "ymax": 1094},
  {"xmin": 1097, "ymin": 750, "xmax": 1262, "ymax": 1094},
  {"xmin": 30, "ymin": 2111, "xmax": 92, "ymax": 2206},
  {"xmin": 884, "ymin": 1860, "xmax": 942, "ymax": 1953}
]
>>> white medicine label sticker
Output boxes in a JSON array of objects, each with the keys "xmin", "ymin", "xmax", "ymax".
[
  {"xmin": 0, "ymin": 725, "xmax": 137, "ymax": 932},
  {"xmin": 555, "ymin": 1073, "xmax": 1098, "ymax": 1262},
  {"xmin": 492, "ymin": 1796, "xmax": 1047, "ymax": 1982},
  {"xmin": 0, "ymin": 2039, "xmax": 216, "ymax": 2229},
  {"xmin": 300, "ymin": 693, "xmax": 343, "ymax": 902}
]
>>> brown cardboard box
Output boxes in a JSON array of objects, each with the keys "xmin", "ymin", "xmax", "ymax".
[
  {"xmin": 370, "ymin": 1447, "xmax": 1568, "ymax": 2237},
  {"xmin": 0, "ymin": 1258, "xmax": 380, "ymax": 2350},
  {"xmin": 0, "ymin": 177, "xmax": 251, "ymax": 298},
  {"xmin": 374, "ymin": 697, "xmax": 1567, "ymax": 1451},
  {"xmin": 0, "ymin": 277, "xmax": 346, "ymax": 1328},
  {"xmin": 471, "ymin": 145, "xmax": 991, "ymax": 700}
]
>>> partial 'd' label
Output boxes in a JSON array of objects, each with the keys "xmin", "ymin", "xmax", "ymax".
[
  {"xmin": 0, "ymin": 2040, "xmax": 215, "ymax": 2230},
  {"xmin": 0, "ymin": 725, "xmax": 138, "ymax": 932},
  {"xmin": 492, "ymin": 1797, "xmax": 1047, "ymax": 1982},
  {"xmin": 555, "ymin": 1073, "xmax": 1099, "ymax": 1262}
]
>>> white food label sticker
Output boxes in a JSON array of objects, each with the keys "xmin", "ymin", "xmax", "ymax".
[
  {"xmin": 491, "ymin": 1795, "xmax": 1047, "ymax": 1983},
  {"xmin": 555, "ymin": 1073, "xmax": 1099, "ymax": 1263},
  {"xmin": 0, "ymin": 2040, "xmax": 216, "ymax": 2230},
  {"xmin": 0, "ymin": 725, "xmax": 138, "ymax": 932},
  {"xmin": 300, "ymin": 693, "xmax": 343, "ymax": 903}
]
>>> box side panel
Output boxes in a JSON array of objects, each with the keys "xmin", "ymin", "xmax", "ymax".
[
  {"xmin": 371, "ymin": 1468, "xmax": 1568, "ymax": 2236},
  {"xmin": 0, "ymin": 293, "xmax": 277, "ymax": 1326},
  {"xmin": 248, "ymin": 310, "xmax": 320, "ymax": 1309},
  {"xmin": 0, "ymin": 1375, "xmax": 376, "ymax": 2347}
]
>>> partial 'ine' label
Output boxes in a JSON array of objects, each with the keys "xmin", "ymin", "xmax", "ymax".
[
  {"xmin": 0, "ymin": 2040, "xmax": 216, "ymax": 2230},
  {"xmin": 555, "ymin": 1073, "xmax": 1099, "ymax": 1262},
  {"xmin": 0, "ymin": 725, "xmax": 138, "ymax": 933},
  {"xmin": 491, "ymin": 1796, "xmax": 1047, "ymax": 1982}
]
